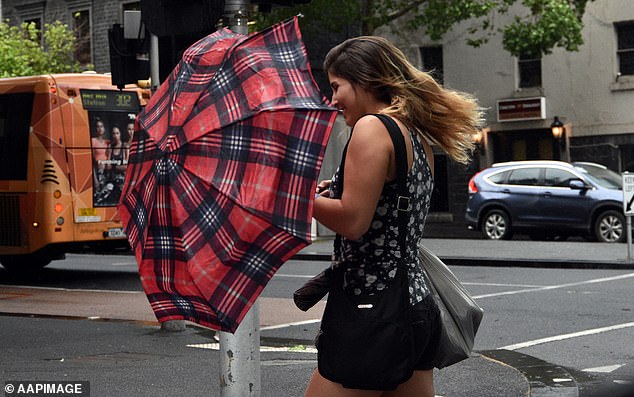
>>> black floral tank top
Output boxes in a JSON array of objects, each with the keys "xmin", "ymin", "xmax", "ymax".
[{"xmin": 330, "ymin": 128, "xmax": 434, "ymax": 305}]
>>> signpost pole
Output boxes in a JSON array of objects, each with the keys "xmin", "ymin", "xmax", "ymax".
[
  {"xmin": 625, "ymin": 215, "xmax": 632, "ymax": 262},
  {"xmin": 622, "ymin": 172, "xmax": 634, "ymax": 263}
]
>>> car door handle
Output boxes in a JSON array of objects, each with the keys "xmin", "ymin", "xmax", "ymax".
[
  {"xmin": 542, "ymin": 191, "xmax": 552, "ymax": 197},
  {"xmin": 501, "ymin": 189, "xmax": 511, "ymax": 194}
]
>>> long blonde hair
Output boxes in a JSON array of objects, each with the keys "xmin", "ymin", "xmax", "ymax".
[{"xmin": 324, "ymin": 36, "xmax": 482, "ymax": 164}]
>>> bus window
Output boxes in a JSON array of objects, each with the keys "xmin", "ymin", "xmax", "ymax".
[{"xmin": 0, "ymin": 93, "xmax": 34, "ymax": 180}]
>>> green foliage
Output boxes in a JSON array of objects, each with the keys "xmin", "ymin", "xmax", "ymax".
[
  {"xmin": 253, "ymin": 0, "xmax": 594, "ymax": 58},
  {"xmin": 0, "ymin": 20, "xmax": 85, "ymax": 78},
  {"xmin": 501, "ymin": 0, "xmax": 586, "ymax": 57}
]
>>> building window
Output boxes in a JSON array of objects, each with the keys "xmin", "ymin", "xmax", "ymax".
[
  {"xmin": 420, "ymin": 46, "xmax": 443, "ymax": 85},
  {"xmin": 72, "ymin": 9, "xmax": 92, "ymax": 66},
  {"xmin": 23, "ymin": 17, "xmax": 42, "ymax": 43},
  {"xmin": 16, "ymin": 1, "xmax": 44, "ymax": 43},
  {"xmin": 518, "ymin": 53, "xmax": 542, "ymax": 88},
  {"xmin": 123, "ymin": 1, "xmax": 141, "ymax": 14},
  {"xmin": 616, "ymin": 22, "xmax": 634, "ymax": 75},
  {"xmin": 23, "ymin": 17, "xmax": 42, "ymax": 31}
]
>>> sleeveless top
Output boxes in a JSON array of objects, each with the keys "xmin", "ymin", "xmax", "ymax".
[
  {"xmin": 330, "ymin": 126, "xmax": 434, "ymax": 306},
  {"xmin": 109, "ymin": 145, "xmax": 126, "ymax": 181}
]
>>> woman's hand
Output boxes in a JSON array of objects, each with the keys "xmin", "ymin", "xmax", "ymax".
[{"xmin": 315, "ymin": 180, "xmax": 331, "ymax": 197}]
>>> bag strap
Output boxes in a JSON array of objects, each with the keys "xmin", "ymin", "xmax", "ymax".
[
  {"xmin": 372, "ymin": 114, "xmax": 410, "ymax": 257},
  {"xmin": 333, "ymin": 114, "xmax": 411, "ymax": 263}
]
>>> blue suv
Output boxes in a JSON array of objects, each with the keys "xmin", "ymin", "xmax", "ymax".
[{"xmin": 465, "ymin": 161, "xmax": 625, "ymax": 242}]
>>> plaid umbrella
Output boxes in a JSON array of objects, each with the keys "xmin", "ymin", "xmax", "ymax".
[{"xmin": 119, "ymin": 17, "xmax": 337, "ymax": 332}]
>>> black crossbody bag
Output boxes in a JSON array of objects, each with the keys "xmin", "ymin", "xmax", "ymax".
[{"xmin": 316, "ymin": 114, "xmax": 416, "ymax": 390}]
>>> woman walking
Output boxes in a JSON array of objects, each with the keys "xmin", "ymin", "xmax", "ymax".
[{"xmin": 305, "ymin": 36, "xmax": 482, "ymax": 397}]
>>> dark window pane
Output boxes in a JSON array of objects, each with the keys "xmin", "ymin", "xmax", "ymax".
[
  {"xmin": 23, "ymin": 18, "xmax": 42, "ymax": 43},
  {"xmin": 123, "ymin": 2, "xmax": 141, "ymax": 11},
  {"xmin": 519, "ymin": 57, "xmax": 542, "ymax": 88},
  {"xmin": 0, "ymin": 93, "xmax": 33, "ymax": 180},
  {"xmin": 420, "ymin": 46, "xmax": 444, "ymax": 84},
  {"xmin": 73, "ymin": 10, "xmax": 91, "ymax": 66},
  {"xmin": 617, "ymin": 22, "xmax": 634, "ymax": 75},
  {"xmin": 544, "ymin": 169, "xmax": 576, "ymax": 187},
  {"xmin": 507, "ymin": 168, "xmax": 540, "ymax": 186},
  {"xmin": 617, "ymin": 23, "xmax": 634, "ymax": 50},
  {"xmin": 619, "ymin": 51, "xmax": 634, "ymax": 75}
]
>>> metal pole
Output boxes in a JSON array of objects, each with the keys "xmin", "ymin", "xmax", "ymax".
[
  {"xmin": 218, "ymin": 1, "xmax": 259, "ymax": 394},
  {"xmin": 625, "ymin": 215, "xmax": 632, "ymax": 262},
  {"xmin": 150, "ymin": 33, "xmax": 160, "ymax": 92},
  {"xmin": 219, "ymin": 301, "xmax": 261, "ymax": 396}
]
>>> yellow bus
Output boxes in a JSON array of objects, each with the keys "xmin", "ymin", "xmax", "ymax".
[{"xmin": 0, "ymin": 73, "xmax": 150, "ymax": 271}]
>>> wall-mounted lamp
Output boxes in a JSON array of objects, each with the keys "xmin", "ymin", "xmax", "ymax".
[
  {"xmin": 473, "ymin": 130, "xmax": 484, "ymax": 151},
  {"xmin": 551, "ymin": 116, "xmax": 566, "ymax": 149}
]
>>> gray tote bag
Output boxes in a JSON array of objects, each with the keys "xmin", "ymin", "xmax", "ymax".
[{"xmin": 418, "ymin": 244, "xmax": 484, "ymax": 368}]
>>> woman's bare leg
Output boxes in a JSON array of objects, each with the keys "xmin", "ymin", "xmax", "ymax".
[
  {"xmin": 384, "ymin": 370, "xmax": 434, "ymax": 397},
  {"xmin": 304, "ymin": 369, "xmax": 383, "ymax": 397}
]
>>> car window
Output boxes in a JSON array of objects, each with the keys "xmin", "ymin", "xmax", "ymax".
[
  {"xmin": 543, "ymin": 168, "xmax": 577, "ymax": 187},
  {"xmin": 488, "ymin": 170, "xmax": 510, "ymax": 184},
  {"xmin": 506, "ymin": 168, "xmax": 540, "ymax": 186},
  {"xmin": 574, "ymin": 164, "xmax": 622, "ymax": 189}
]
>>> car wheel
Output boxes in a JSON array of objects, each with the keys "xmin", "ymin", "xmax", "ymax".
[
  {"xmin": 481, "ymin": 209, "xmax": 513, "ymax": 240},
  {"xmin": 594, "ymin": 210, "xmax": 625, "ymax": 243}
]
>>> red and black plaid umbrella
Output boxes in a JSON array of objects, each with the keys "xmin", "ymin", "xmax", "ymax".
[{"xmin": 119, "ymin": 17, "xmax": 337, "ymax": 332}]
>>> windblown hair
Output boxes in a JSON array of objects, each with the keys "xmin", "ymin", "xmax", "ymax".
[{"xmin": 324, "ymin": 36, "xmax": 483, "ymax": 164}]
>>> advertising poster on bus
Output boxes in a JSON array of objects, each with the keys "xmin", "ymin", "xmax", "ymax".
[{"xmin": 82, "ymin": 90, "xmax": 140, "ymax": 207}]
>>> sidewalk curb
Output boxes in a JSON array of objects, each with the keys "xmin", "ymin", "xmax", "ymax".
[
  {"xmin": 293, "ymin": 252, "xmax": 634, "ymax": 270},
  {"xmin": 481, "ymin": 349, "xmax": 580, "ymax": 397},
  {"xmin": 441, "ymin": 257, "xmax": 634, "ymax": 270}
]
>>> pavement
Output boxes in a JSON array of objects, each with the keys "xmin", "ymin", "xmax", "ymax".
[{"xmin": 3, "ymin": 237, "xmax": 634, "ymax": 396}]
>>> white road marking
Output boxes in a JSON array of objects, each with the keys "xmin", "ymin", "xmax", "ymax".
[
  {"xmin": 187, "ymin": 342, "xmax": 318, "ymax": 354},
  {"xmin": 273, "ymin": 274, "xmax": 314, "ymax": 279},
  {"xmin": 261, "ymin": 319, "xmax": 321, "ymax": 331},
  {"xmin": 473, "ymin": 272, "xmax": 634, "ymax": 299},
  {"xmin": 500, "ymin": 321, "xmax": 634, "ymax": 351},
  {"xmin": 463, "ymin": 282, "xmax": 543, "ymax": 288},
  {"xmin": 582, "ymin": 364, "xmax": 625, "ymax": 373},
  {"xmin": 110, "ymin": 262, "xmax": 136, "ymax": 266}
]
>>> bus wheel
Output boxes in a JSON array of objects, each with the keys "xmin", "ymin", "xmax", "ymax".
[{"xmin": 0, "ymin": 254, "xmax": 51, "ymax": 272}]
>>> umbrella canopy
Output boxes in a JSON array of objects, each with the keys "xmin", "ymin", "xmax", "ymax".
[{"xmin": 119, "ymin": 17, "xmax": 337, "ymax": 332}]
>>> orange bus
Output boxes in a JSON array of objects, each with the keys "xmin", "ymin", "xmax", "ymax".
[{"xmin": 0, "ymin": 73, "xmax": 150, "ymax": 271}]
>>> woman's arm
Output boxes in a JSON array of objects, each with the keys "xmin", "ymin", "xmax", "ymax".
[{"xmin": 313, "ymin": 116, "xmax": 393, "ymax": 240}]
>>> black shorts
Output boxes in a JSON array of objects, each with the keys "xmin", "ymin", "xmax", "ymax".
[
  {"xmin": 314, "ymin": 293, "xmax": 441, "ymax": 372},
  {"xmin": 411, "ymin": 293, "xmax": 441, "ymax": 370}
]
